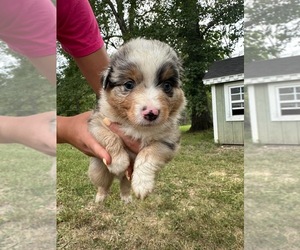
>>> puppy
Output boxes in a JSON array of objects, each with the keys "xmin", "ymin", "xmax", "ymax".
[{"xmin": 88, "ymin": 38, "xmax": 186, "ymax": 202}]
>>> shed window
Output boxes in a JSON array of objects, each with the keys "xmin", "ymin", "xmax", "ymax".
[
  {"xmin": 278, "ymin": 86, "xmax": 300, "ymax": 116},
  {"xmin": 224, "ymin": 83, "xmax": 244, "ymax": 121},
  {"xmin": 268, "ymin": 82, "xmax": 300, "ymax": 121},
  {"xmin": 230, "ymin": 86, "xmax": 244, "ymax": 116}
]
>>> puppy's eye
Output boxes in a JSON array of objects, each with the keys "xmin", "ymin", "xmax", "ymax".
[
  {"xmin": 161, "ymin": 81, "xmax": 173, "ymax": 93},
  {"xmin": 124, "ymin": 80, "xmax": 135, "ymax": 91}
]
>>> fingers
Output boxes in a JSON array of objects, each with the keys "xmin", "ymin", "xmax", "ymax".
[
  {"xmin": 104, "ymin": 118, "xmax": 141, "ymax": 154},
  {"xmin": 57, "ymin": 112, "xmax": 112, "ymax": 164},
  {"xmin": 88, "ymin": 139, "xmax": 111, "ymax": 165}
]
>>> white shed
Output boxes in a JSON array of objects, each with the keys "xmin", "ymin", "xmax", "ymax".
[
  {"xmin": 203, "ymin": 56, "xmax": 244, "ymax": 144},
  {"xmin": 245, "ymin": 56, "xmax": 300, "ymax": 145}
]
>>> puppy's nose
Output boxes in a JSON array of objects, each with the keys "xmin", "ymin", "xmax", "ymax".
[{"xmin": 142, "ymin": 107, "xmax": 160, "ymax": 121}]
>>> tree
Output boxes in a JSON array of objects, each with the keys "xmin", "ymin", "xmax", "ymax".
[
  {"xmin": 245, "ymin": 0, "xmax": 300, "ymax": 62},
  {"xmin": 167, "ymin": 0, "xmax": 243, "ymax": 131},
  {"xmin": 57, "ymin": 52, "xmax": 96, "ymax": 116},
  {"xmin": 91, "ymin": 0, "xmax": 161, "ymax": 48},
  {"xmin": 0, "ymin": 43, "xmax": 55, "ymax": 116}
]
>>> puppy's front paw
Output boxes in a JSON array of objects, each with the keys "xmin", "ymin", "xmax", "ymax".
[
  {"xmin": 131, "ymin": 171, "xmax": 155, "ymax": 200},
  {"xmin": 121, "ymin": 194, "xmax": 132, "ymax": 204},
  {"xmin": 109, "ymin": 152, "xmax": 130, "ymax": 175},
  {"xmin": 95, "ymin": 192, "xmax": 107, "ymax": 203}
]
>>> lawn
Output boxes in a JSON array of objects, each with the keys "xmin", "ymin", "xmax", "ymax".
[
  {"xmin": 244, "ymin": 144, "xmax": 300, "ymax": 249},
  {"xmin": 57, "ymin": 129, "xmax": 244, "ymax": 250},
  {"xmin": 0, "ymin": 144, "xmax": 56, "ymax": 249}
]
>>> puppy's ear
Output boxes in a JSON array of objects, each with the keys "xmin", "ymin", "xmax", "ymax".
[{"xmin": 102, "ymin": 67, "xmax": 112, "ymax": 90}]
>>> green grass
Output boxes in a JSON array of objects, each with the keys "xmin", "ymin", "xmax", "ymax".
[
  {"xmin": 244, "ymin": 144, "xmax": 300, "ymax": 249},
  {"xmin": 57, "ymin": 129, "xmax": 244, "ymax": 249},
  {"xmin": 179, "ymin": 124, "xmax": 191, "ymax": 132},
  {"xmin": 0, "ymin": 144, "xmax": 56, "ymax": 249}
]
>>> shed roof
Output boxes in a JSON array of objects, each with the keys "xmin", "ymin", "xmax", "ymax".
[
  {"xmin": 245, "ymin": 56, "xmax": 300, "ymax": 78},
  {"xmin": 203, "ymin": 56, "xmax": 244, "ymax": 80}
]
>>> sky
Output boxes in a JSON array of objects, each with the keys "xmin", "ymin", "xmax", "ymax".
[{"xmin": 0, "ymin": 44, "xmax": 19, "ymax": 77}]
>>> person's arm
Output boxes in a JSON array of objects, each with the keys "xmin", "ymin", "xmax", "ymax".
[
  {"xmin": 57, "ymin": 0, "xmax": 109, "ymax": 94},
  {"xmin": 55, "ymin": 46, "xmax": 113, "ymax": 163},
  {"xmin": 29, "ymin": 54, "xmax": 56, "ymax": 85},
  {"xmin": 57, "ymin": 111, "xmax": 111, "ymax": 165},
  {"xmin": 0, "ymin": 111, "xmax": 56, "ymax": 156},
  {"xmin": 56, "ymin": 0, "xmax": 140, "ymax": 164},
  {"xmin": 73, "ymin": 46, "xmax": 109, "ymax": 94},
  {"xmin": 57, "ymin": 112, "xmax": 141, "ymax": 165}
]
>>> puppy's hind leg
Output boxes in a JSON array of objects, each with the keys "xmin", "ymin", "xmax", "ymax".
[
  {"xmin": 89, "ymin": 157, "xmax": 114, "ymax": 203},
  {"xmin": 120, "ymin": 175, "xmax": 132, "ymax": 204}
]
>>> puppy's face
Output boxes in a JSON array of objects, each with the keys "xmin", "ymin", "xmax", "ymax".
[{"xmin": 101, "ymin": 38, "xmax": 186, "ymax": 127}]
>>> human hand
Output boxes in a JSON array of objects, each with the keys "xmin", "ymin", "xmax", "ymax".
[
  {"xmin": 56, "ymin": 112, "xmax": 141, "ymax": 179},
  {"xmin": 57, "ymin": 111, "xmax": 111, "ymax": 164},
  {"xmin": 103, "ymin": 118, "xmax": 141, "ymax": 155},
  {"xmin": 0, "ymin": 111, "xmax": 56, "ymax": 156}
]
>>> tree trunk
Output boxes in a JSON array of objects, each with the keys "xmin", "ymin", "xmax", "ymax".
[{"xmin": 189, "ymin": 109, "xmax": 212, "ymax": 132}]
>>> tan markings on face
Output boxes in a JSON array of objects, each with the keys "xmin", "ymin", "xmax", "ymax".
[
  {"xmin": 105, "ymin": 65, "xmax": 144, "ymax": 122},
  {"xmin": 158, "ymin": 87, "xmax": 185, "ymax": 119},
  {"xmin": 106, "ymin": 81, "xmax": 185, "ymax": 126},
  {"xmin": 106, "ymin": 86, "xmax": 135, "ymax": 122},
  {"xmin": 120, "ymin": 65, "xmax": 143, "ymax": 84},
  {"xmin": 160, "ymin": 64, "xmax": 176, "ymax": 82},
  {"xmin": 130, "ymin": 66, "xmax": 144, "ymax": 83}
]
